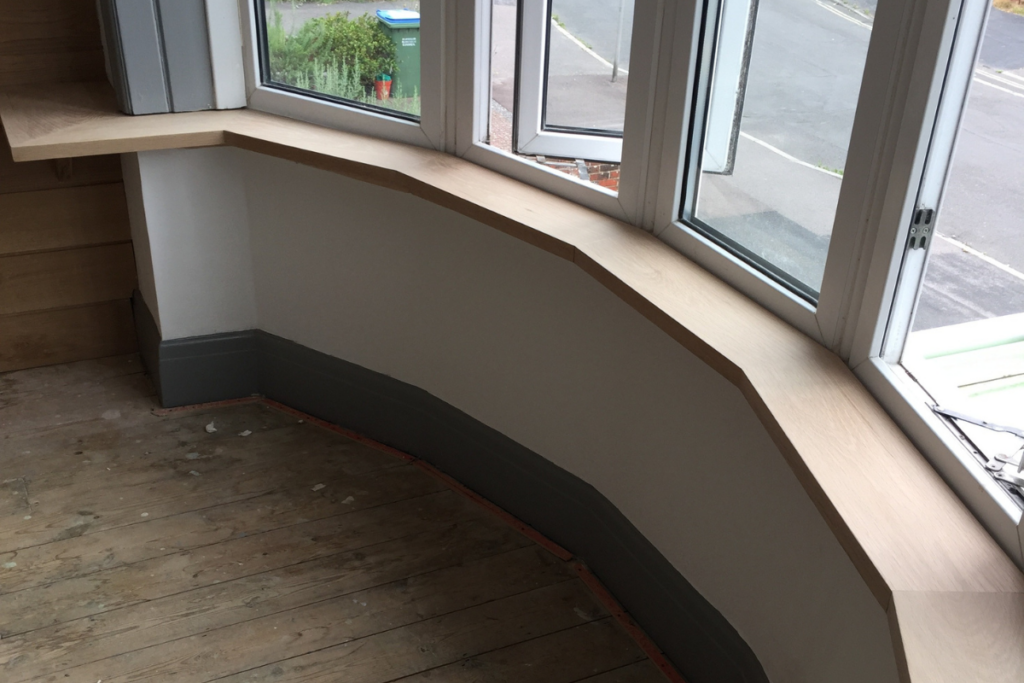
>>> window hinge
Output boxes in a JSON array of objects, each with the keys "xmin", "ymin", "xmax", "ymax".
[
  {"xmin": 907, "ymin": 207, "xmax": 935, "ymax": 250},
  {"xmin": 932, "ymin": 406, "xmax": 1024, "ymax": 489}
]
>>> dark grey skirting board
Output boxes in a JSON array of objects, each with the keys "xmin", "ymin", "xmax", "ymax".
[{"xmin": 133, "ymin": 293, "xmax": 768, "ymax": 683}]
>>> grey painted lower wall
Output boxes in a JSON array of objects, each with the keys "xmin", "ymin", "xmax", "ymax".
[{"xmin": 140, "ymin": 313, "xmax": 769, "ymax": 683}]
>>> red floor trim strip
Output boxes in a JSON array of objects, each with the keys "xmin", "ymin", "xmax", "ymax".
[
  {"xmin": 573, "ymin": 562, "xmax": 689, "ymax": 683},
  {"xmin": 151, "ymin": 396, "xmax": 260, "ymax": 416},
  {"xmin": 410, "ymin": 458, "xmax": 574, "ymax": 563},
  {"xmin": 261, "ymin": 399, "xmax": 416, "ymax": 462}
]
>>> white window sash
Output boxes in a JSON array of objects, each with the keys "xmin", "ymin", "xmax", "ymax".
[
  {"xmin": 842, "ymin": 0, "xmax": 1023, "ymax": 565},
  {"xmin": 876, "ymin": 0, "xmax": 994, "ymax": 364},
  {"xmin": 832, "ymin": 0, "xmax": 972, "ymax": 365},
  {"xmin": 238, "ymin": 0, "xmax": 442, "ymax": 150},
  {"xmin": 514, "ymin": 0, "xmax": 624, "ymax": 162},
  {"xmin": 450, "ymin": 0, "xmax": 660, "ymax": 224},
  {"xmin": 649, "ymin": 0, "xmax": 824, "ymax": 343}
]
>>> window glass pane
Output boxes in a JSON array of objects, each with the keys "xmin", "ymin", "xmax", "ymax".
[
  {"xmin": 261, "ymin": 1, "xmax": 421, "ymax": 119},
  {"xmin": 683, "ymin": 0, "xmax": 875, "ymax": 298},
  {"xmin": 911, "ymin": 9, "xmax": 1024, "ymax": 334},
  {"xmin": 486, "ymin": 0, "xmax": 622, "ymax": 191},
  {"xmin": 489, "ymin": 0, "xmax": 518, "ymax": 152},
  {"xmin": 543, "ymin": 0, "xmax": 634, "ymax": 134},
  {"xmin": 899, "ymin": 3, "xmax": 1024, "ymax": 474}
]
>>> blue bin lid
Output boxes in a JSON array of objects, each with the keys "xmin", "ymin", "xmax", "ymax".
[{"xmin": 376, "ymin": 9, "xmax": 420, "ymax": 28}]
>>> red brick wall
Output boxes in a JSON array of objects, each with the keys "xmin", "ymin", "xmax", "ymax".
[{"xmin": 529, "ymin": 156, "xmax": 621, "ymax": 193}]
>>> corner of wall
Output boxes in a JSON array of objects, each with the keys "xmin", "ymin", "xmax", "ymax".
[
  {"xmin": 121, "ymin": 152, "xmax": 162, "ymax": 335},
  {"xmin": 133, "ymin": 147, "xmax": 258, "ymax": 340}
]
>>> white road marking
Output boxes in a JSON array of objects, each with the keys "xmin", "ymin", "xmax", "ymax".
[
  {"xmin": 973, "ymin": 76, "xmax": 1024, "ymax": 99},
  {"xmin": 714, "ymin": 9, "xmax": 1023, "ymax": 286},
  {"xmin": 939, "ymin": 234, "xmax": 1024, "ymax": 284},
  {"xmin": 975, "ymin": 68, "xmax": 1024, "ymax": 93},
  {"xmin": 739, "ymin": 131, "xmax": 844, "ymax": 178},
  {"xmin": 814, "ymin": 0, "xmax": 872, "ymax": 30},
  {"xmin": 993, "ymin": 69, "xmax": 1024, "ymax": 85},
  {"xmin": 551, "ymin": 20, "xmax": 629, "ymax": 76}
]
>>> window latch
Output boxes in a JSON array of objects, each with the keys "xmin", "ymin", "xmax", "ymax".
[
  {"xmin": 932, "ymin": 406, "xmax": 1024, "ymax": 488},
  {"xmin": 907, "ymin": 207, "xmax": 935, "ymax": 250}
]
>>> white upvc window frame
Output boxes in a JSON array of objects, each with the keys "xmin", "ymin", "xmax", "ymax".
[
  {"xmin": 513, "ymin": 0, "xmax": 624, "ymax": 162},
  {"xmin": 642, "ymin": 0, "xmax": 931, "ymax": 342},
  {"xmin": 646, "ymin": 0, "xmax": 968, "ymax": 351},
  {"xmin": 646, "ymin": 0, "xmax": 840, "ymax": 344},
  {"xmin": 842, "ymin": 0, "xmax": 1024, "ymax": 561},
  {"xmin": 451, "ymin": 0, "xmax": 659, "ymax": 224},
  {"xmin": 237, "ymin": 0, "xmax": 445, "ymax": 150}
]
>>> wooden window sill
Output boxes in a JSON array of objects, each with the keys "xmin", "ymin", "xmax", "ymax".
[{"xmin": 3, "ymin": 81, "xmax": 1022, "ymax": 683}]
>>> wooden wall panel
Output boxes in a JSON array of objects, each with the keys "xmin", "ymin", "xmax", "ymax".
[
  {"xmin": 0, "ymin": 1, "xmax": 138, "ymax": 372},
  {"xmin": 0, "ymin": 134, "xmax": 122, "ymax": 194},
  {"xmin": 0, "ymin": 300, "xmax": 137, "ymax": 373},
  {"xmin": 0, "ymin": 183, "xmax": 130, "ymax": 255},
  {"xmin": 0, "ymin": 51, "xmax": 106, "ymax": 89},
  {"xmin": 0, "ymin": 0, "xmax": 106, "ymax": 88},
  {"xmin": 0, "ymin": 242, "xmax": 137, "ymax": 315}
]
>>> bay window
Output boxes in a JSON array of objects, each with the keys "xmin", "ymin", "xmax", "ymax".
[{"xmin": 238, "ymin": 0, "xmax": 1024, "ymax": 566}]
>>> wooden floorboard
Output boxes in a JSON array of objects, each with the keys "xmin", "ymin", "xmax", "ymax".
[
  {"xmin": 0, "ymin": 416, "xmax": 413, "ymax": 553},
  {"xmin": 395, "ymin": 619, "xmax": 646, "ymax": 683},
  {"xmin": 210, "ymin": 581, "xmax": 611, "ymax": 683},
  {"xmin": 576, "ymin": 661, "xmax": 671, "ymax": 683},
  {"xmin": 0, "ymin": 356, "xmax": 666, "ymax": 682}
]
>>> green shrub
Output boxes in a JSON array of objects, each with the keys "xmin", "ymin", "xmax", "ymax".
[
  {"xmin": 265, "ymin": 2, "xmax": 417, "ymax": 115},
  {"xmin": 267, "ymin": 5, "xmax": 318, "ymax": 84},
  {"xmin": 302, "ymin": 12, "xmax": 397, "ymax": 88},
  {"xmin": 294, "ymin": 58, "xmax": 364, "ymax": 101},
  {"xmin": 266, "ymin": 3, "xmax": 397, "ymax": 90}
]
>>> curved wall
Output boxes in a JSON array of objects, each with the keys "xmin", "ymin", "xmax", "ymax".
[{"xmin": 127, "ymin": 146, "xmax": 900, "ymax": 683}]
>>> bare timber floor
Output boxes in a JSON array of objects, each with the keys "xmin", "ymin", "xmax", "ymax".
[{"xmin": 0, "ymin": 355, "xmax": 667, "ymax": 683}]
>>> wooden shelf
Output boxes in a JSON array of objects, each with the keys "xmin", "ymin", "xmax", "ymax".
[{"xmin": 4, "ymin": 80, "xmax": 1022, "ymax": 683}]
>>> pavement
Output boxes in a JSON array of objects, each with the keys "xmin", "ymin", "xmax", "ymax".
[
  {"xmin": 982, "ymin": 5, "xmax": 1024, "ymax": 69},
  {"xmin": 545, "ymin": 16, "xmax": 629, "ymax": 131},
  {"xmin": 546, "ymin": 0, "xmax": 634, "ymax": 71},
  {"xmin": 490, "ymin": 1, "xmax": 631, "ymax": 134}
]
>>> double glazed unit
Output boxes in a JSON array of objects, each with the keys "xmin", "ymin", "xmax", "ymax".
[{"xmin": 237, "ymin": 0, "xmax": 1024, "ymax": 563}]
